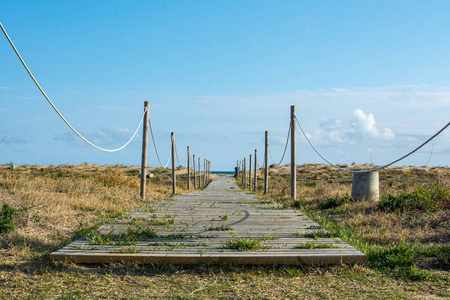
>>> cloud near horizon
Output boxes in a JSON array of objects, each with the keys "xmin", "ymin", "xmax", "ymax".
[{"xmin": 305, "ymin": 109, "xmax": 395, "ymax": 147}]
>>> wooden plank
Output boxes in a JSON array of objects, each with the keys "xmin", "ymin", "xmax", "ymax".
[{"xmin": 50, "ymin": 176, "xmax": 367, "ymax": 265}]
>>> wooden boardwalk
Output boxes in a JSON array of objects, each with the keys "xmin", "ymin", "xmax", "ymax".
[{"xmin": 50, "ymin": 176, "xmax": 366, "ymax": 265}]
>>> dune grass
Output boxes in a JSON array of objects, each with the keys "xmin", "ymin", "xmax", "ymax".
[{"xmin": 1, "ymin": 163, "xmax": 449, "ymax": 299}]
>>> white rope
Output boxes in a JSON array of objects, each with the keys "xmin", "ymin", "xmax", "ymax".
[
  {"xmin": 148, "ymin": 116, "xmax": 170, "ymax": 168},
  {"xmin": 295, "ymin": 114, "xmax": 450, "ymax": 173},
  {"xmin": 0, "ymin": 131, "xmax": 7, "ymax": 143},
  {"xmin": 268, "ymin": 121, "xmax": 291, "ymax": 166},
  {"xmin": 174, "ymin": 140, "xmax": 181, "ymax": 167},
  {"xmin": 1, "ymin": 22, "xmax": 145, "ymax": 152}
]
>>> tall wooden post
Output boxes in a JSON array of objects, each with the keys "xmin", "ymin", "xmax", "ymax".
[
  {"xmin": 291, "ymin": 105, "xmax": 296, "ymax": 200},
  {"xmin": 243, "ymin": 157, "xmax": 247, "ymax": 188},
  {"xmin": 249, "ymin": 154, "xmax": 252, "ymax": 191},
  {"xmin": 187, "ymin": 146, "xmax": 191, "ymax": 190},
  {"xmin": 241, "ymin": 160, "xmax": 244, "ymax": 184},
  {"xmin": 254, "ymin": 149, "xmax": 257, "ymax": 191},
  {"xmin": 203, "ymin": 159, "xmax": 206, "ymax": 187},
  {"xmin": 171, "ymin": 132, "xmax": 176, "ymax": 195},
  {"xmin": 198, "ymin": 157, "xmax": 201, "ymax": 189},
  {"xmin": 264, "ymin": 131, "xmax": 269, "ymax": 194},
  {"xmin": 193, "ymin": 154, "xmax": 197, "ymax": 190},
  {"xmin": 140, "ymin": 101, "xmax": 150, "ymax": 199},
  {"xmin": 236, "ymin": 160, "xmax": 239, "ymax": 178}
]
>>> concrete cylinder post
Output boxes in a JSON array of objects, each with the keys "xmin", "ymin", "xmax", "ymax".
[
  {"xmin": 351, "ymin": 172, "xmax": 380, "ymax": 202},
  {"xmin": 254, "ymin": 149, "xmax": 257, "ymax": 191},
  {"xmin": 193, "ymin": 154, "xmax": 197, "ymax": 190},
  {"xmin": 187, "ymin": 146, "xmax": 191, "ymax": 190},
  {"xmin": 140, "ymin": 101, "xmax": 150, "ymax": 199},
  {"xmin": 171, "ymin": 132, "xmax": 176, "ymax": 195},
  {"xmin": 290, "ymin": 105, "xmax": 296, "ymax": 200},
  {"xmin": 264, "ymin": 131, "xmax": 269, "ymax": 194}
]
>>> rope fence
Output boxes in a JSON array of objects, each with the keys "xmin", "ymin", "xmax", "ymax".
[
  {"xmin": 148, "ymin": 116, "xmax": 171, "ymax": 168},
  {"xmin": 268, "ymin": 121, "xmax": 291, "ymax": 166},
  {"xmin": 0, "ymin": 132, "xmax": 7, "ymax": 144},
  {"xmin": 238, "ymin": 105, "xmax": 449, "ymax": 198},
  {"xmin": 294, "ymin": 114, "xmax": 450, "ymax": 173},
  {"xmin": 1, "ymin": 22, "xmax": 146, "ymax": 153}
]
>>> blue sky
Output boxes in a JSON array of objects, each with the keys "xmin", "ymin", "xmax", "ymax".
[{"xmin": 1, "ymin": 0, "xmax": 449, "ymax": 170}]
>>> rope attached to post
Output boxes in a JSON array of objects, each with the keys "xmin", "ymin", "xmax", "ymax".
[
  {"xmin": 0, "ymin": 132, "xmax": 7, "ymax": 143},
  {"xmin": 268, "ymin": 122, "xmax": 291, "ymax": 166},
  {"xmin": 295, "ymin": 114, "xmax": 450, "ymax": 173},
  {"xmin": 148, "ymin": 116, "xmax": 171, "ymax": 168},
  {"xmin": 1, "ymin": 22, "xmax": 145, "ymax": 152}
]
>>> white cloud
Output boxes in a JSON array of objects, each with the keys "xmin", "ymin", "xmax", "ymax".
[
  {"xmin": 304, "ymin": 109, "xmax": 395, "ymax": 146},
  {"xmin": 352, "ymin": 109, "xmax": 395, "ymax": 141}
]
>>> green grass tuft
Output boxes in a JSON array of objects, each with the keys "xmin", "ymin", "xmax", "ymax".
[{"xmin": 222, "ymin": 237, "xmax": 269, "ymax": 251}]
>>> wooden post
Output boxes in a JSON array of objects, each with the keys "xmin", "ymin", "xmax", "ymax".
[
  {"xmin": 291, "ymin": 105, "xmax": 296, "ymax": 200},
  {"xmin": 193, "ymin": 154, "xmax": 197, "ymax": 190},
  {"xmin": 171, "ymin": 132, "xmax": 176, "ymax": 195},
  {"xmin": 140, "ymin": 101, "xmax": 150, "ymax": 199},
  {"xmin": 198, "ymin": 157, "xmax": 201, "ymax": 189},
  {"xmin": 187, "ymin": 146, "xmax": 191, "ymax": 190},
  {"xmin": 243, "ymin": 157, "xmax": 246, "ymax": 188},
  {"xmin": 236, "ymin": 160, "xmax": 239, "ymax": 178},
  {"xmin": 264, "ymin": 131, "xmax": 269, "ymax": 194},
  {"xmin": 241, "ymin": 160, "xmax": 244, "ymax": 185},
  {"xmin": 203, "ymin": 159, "xmax": 206, "ymax": 187},
  {"xmin": 254, "ymin": 149, "xmax": 257, "ymax": 191},
  {"xmin": 249, "ymin": 154, "xmax": 252, "ymax": 191}
]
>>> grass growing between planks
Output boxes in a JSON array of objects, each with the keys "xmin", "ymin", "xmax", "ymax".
[{"xmin": 1, "ymin": 163, "xmax": 449, "ymax": 299}]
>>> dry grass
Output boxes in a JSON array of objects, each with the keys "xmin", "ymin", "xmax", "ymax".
[
  {"xmin": 244, "ymin": 164, "xmax": 450, "ymax": 282},
  {"xmin": 0, "ymin": 164, "xmax": 186, "ymax": 266},
  {"xmin": 251, "ymin": 164, "xmax": 450, "ymax": 247},
  {"xmin": 1, "ymin": 163, "xmax": 449, "ymax": 299}
]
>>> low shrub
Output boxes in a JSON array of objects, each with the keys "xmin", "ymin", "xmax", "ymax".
[
  {"xmin": 317, "ymin": 193, "xmax": 351, "ymax": 210},
  {"xmin": 0, "ymin": 204, "xmax": 26, "ymax": 233},
  {"xmin": 379, "ymin": 183, "xmax": 450, "ymax": 212}
]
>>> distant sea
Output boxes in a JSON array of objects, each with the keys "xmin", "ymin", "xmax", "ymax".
[{"xmin": 211, "ymin": 171, "xmax": 235, "ymax": 175}]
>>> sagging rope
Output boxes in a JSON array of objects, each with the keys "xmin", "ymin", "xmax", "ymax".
[
  {"xmin": 148, "ymin": 116, "xmax": 170, "ymax": 168},
  {"xmin": 0, "ymin": 131, "xmax": 7, "ymax": 143},
  {"xmin": 268, "ymin": 121, "xmax": 291, "ymax": 166},
  {"xmin": 295, "ymin": 114, "xmax": 450, "ymax": 173},
  {"xmin": 1, "ymin": 22, "xmax": 145, "ymax": 152},
  {"xmin": 174, "ymin": 140, "xmax": 181, "ymax": 167}
]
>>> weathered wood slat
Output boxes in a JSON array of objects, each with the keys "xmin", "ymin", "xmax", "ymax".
[{"xmin": 50, "ymin": 176, "xmax": 367, "ymax": 265}]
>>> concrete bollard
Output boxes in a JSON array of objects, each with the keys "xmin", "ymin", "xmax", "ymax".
[{"xmin": 351, "ymin": 172, "xmax": 379, "ymax": 202}]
